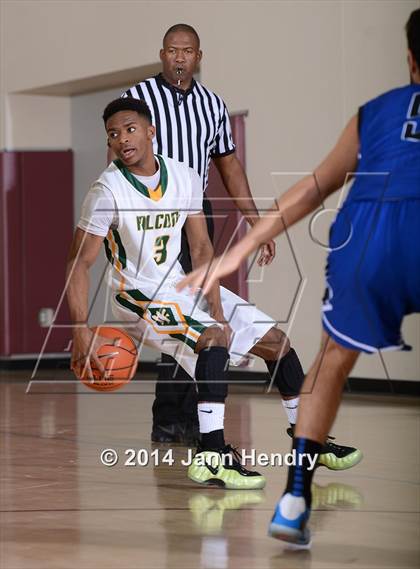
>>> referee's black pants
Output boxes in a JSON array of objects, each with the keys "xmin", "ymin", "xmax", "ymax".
[{"xmin": 152, "ymin": 195, "xmax": 214, "ymax": 428}]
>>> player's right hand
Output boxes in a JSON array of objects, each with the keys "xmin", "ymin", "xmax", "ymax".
[
  {"xmin": 71, "ymin": 328, "xmax": 110, "ymax": 380},
  {"xmin": 257, "ymin": 239, "xmax": 276, "ymax": 266}
]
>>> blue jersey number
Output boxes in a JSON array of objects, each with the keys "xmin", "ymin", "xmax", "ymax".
[{"xmin": 402, "ymin": 92, "xmax": 420, "ymax": 142}]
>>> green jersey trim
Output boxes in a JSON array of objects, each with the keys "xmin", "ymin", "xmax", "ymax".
[
  {"xmin": 115, "ymin": 289, "xmax": 205, "ymax": 351},
  {"xmin": 103, "ymin": 229, "xmax": 127, "ymax": 269},
  {"xmin": 113, "ymin": 155, "xmax": 168, "ymax": 200}
]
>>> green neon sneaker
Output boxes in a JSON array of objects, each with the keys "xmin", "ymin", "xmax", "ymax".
[
  {"xmin": 318, "ymin": 436, "xmax": 363, "ymax": 470},
  {"xmin": 287, "ymin": 427, "xmax": 363, "ymax": 471},
  {"xmin": 188, "ymin": 445, "xmax": 266, "ymax": 489}
]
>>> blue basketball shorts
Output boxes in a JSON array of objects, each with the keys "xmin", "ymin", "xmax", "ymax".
[{"xmin": 322, "ymin": 199, "xmax": 420, "ymax": 352}]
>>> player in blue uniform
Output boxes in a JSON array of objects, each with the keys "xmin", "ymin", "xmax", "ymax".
[
  {"xmin": 322, "ymin": 81, "xmax": 420, "ymax": 353},
  {"xmin": 177, "ymin": 9, "xmax": 420, "ymax": 546}
]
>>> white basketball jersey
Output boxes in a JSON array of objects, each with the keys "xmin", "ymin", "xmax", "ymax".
[{"xmin": 96, "ymin": 155, "xmax": 200, "ymax": 294}]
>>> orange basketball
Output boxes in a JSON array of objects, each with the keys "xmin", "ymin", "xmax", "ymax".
[{"xmin": 79, "ymin": 326, "xmax": 138, "ymax": 392}]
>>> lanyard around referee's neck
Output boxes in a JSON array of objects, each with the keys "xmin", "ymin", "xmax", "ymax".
[
  {"xmin": 177, "ymin": 92, "xmax": 185, "ymax": 106},
  {"xmin": 158, "ymin": 73, "xmax": 194, "ymax": 106}
]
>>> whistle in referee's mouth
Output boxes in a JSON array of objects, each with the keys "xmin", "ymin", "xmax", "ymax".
[{"xmin": 176, "ymin": 66, "xmax": 183, "ymax": 86}]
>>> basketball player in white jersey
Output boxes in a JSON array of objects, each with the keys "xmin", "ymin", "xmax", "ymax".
[{"xmin": 66, "ymin": 97, "xmax": 361, "ymax": 489}]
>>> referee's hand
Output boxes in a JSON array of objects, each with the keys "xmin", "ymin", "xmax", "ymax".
[{"xmin": 257, "ymin": 240, "xmax": 276, "ymax": 266}]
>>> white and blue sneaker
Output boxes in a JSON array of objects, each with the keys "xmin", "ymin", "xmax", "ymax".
[{"xmin": 268, "ymin": 493, "xmax": 311, "ymax": 547}]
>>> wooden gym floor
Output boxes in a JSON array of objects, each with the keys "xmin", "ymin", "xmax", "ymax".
[{"xmin": 1, "ymin": 369, "xmax": 419, "ymax": 569}]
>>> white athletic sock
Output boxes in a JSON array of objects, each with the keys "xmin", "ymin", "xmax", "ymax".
[
  {"xmin": 198, "ymin": 402, "xmax": 225, "ymax": 433},
  {"xmin": 279, "ymin": 493, "xmax": 307, "ymax": 519},
  {"xmin": 282, "ymin": 396, "xmax": 299, "ymax": 425}
]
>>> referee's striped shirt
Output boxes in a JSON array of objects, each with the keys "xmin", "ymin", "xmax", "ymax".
[{"xmin": 122, "ymin": 73, "xmax": 235, "ymax": 191}]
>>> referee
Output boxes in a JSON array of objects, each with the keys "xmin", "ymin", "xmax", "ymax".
[{"xmin": 120, "ymin": 23, "xmax": 276, "ymax": 444}]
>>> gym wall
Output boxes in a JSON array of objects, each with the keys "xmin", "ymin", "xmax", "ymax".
[{"xmin": 1, "ymin": 0, "xmax": 418, "ymax": 380}]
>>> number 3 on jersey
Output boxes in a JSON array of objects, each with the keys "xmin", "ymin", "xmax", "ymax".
[
  {"xmin": 154, "ymin": 235, "xmax": 170, "ymax": 265},
  {"xmin": 402, "ymin": 92, "xmax": 420, "ymax": 142}
]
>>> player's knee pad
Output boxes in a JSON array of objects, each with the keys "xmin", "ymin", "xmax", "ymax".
[
  {"xmin": 195, "ymin": 346, "xmax": 229, "ymax": 403},
  {"xmin": 266, "ymin": 348, "xmax": 304, "ymax": 397}
]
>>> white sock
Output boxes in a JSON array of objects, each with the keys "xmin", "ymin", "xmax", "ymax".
[
  {"xmin": 198, "ymin": 402, "xmax": 225, "ymax": 433},
  {"xmin": 280, "ymin": 493, "xmax": 307, "ymax": 519},
  {"xmin": 282, "ymin": 396, "xmax": 299, "ymax": 425}
]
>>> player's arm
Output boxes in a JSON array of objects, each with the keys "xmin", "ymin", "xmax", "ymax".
[
  {"xmin": 66, "ymin": 229, "xmax": 107, "ymax": 379},
  {"xmin": 184, "ymin": 213, "xmax": 225, "ymax": 318},
  {"xmin": 178, "ymin": 114, "xmax": 359, "ymax": 293},
  {"xmin": 233, "ymin": 114, "xmax": 359, "ymax": 250},
  {"xmin": 213, "ymin": 151, "xmax": 276, "ymax": 266}
]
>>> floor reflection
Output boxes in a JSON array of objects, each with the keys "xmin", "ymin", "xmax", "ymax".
[
  {"xmin": 189, "ymin": 490, "xmax": 265, "ymax": 534},
  {"xmin": 311, "ymin": 482, "xmax": 364, "ymax": 510}
]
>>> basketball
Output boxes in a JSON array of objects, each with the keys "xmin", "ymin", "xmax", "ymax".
[{"xmin": 79, "ymin": 326, "xmax": 138, "ymax": 391}]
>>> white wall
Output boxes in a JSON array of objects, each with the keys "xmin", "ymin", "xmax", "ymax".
[
  {"xmin": 5, "ymin": 95, "xmax": 71, "ymax": 150},
  {"xmin": 2, "ymin": 0, "xmax": 419, "ymax": 379}
]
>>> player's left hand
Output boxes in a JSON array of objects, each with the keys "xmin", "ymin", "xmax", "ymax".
[{"xmin": 257, "ymin": 239, "xmax": 276, "ymax": 266}]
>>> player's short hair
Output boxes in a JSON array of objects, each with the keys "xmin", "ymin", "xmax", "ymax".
[
  {"xmin": 163, "ymin": 23, "xmax": 200, "ymax": 48},
  {"xmin": 406, "ymin": 8, "xmax": 420, "ymax": 66},
  {"xmin": 102, "ymin": 98, "xmax": 152, "ymax": 125}
]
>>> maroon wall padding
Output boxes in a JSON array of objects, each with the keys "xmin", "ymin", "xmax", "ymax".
[
  {"xmin": 206, "ymin": 114, "xmax": 249, "ymax": 299},
  {"xmin": 0, "ymin": 153, "xmax": 22, "ymax": 356},
  {"xmin": 0, "ymin": 151, "xmax": 73, "ymax": 356}
]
